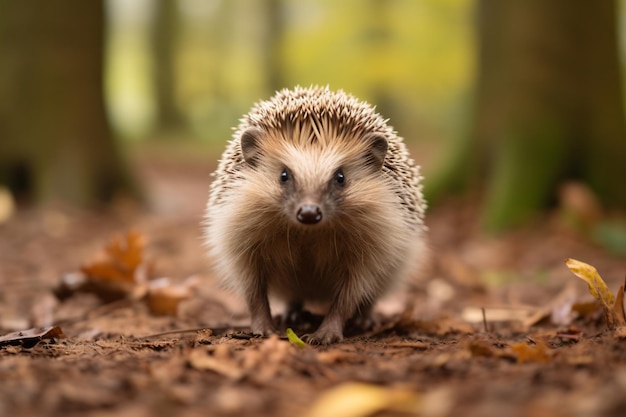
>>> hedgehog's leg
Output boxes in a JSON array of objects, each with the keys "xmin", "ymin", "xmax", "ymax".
[
  {"xmin": 302, "ymin": 289, "xmax": 355, "ymax": 345},
  {"xmin": 302, "ymin": 312, "xmax": 344, "ymax": 345},
  {"xmin": 348, "ymin": 300, "xmax": 376, "ymax": 333},
  {"xmin": 247, "ymin": 277, "xmax": 276, "ymax": 336}
]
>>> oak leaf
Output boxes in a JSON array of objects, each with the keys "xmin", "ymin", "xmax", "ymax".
[
  {"xmin": 81, "ymin": 230, "xmax": 147, "ymax": 285},
  {"xmin": 55, "ymin": 231, "xmax": 149, "ymax": 302}
]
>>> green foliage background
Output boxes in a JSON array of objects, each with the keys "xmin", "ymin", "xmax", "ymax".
[{"xmin": 105, "ymin": 0, "xmax": 476, "ymax": 167}]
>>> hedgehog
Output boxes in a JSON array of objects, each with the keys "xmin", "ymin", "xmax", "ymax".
[{"xmin": 204, "ymin": 86, "xmax": 426, "ymax": 344}]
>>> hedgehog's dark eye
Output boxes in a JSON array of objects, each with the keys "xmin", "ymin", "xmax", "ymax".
[
  {"xmin": 334, "ymin": 170, "xmax": 345, "ymax": 186},
  {"xmin": 280, "ymin": 168, "xmax": 290, "ymax": 183}
]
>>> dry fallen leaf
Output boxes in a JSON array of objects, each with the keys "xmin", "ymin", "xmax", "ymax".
[
  {"xmin": 147, "ymin": 276, "xmax": 198, "ymax": 316},
  {"xmin": 0, "ymin": 326, "xmax": 65, "ymax": 348},
  {"xmin": 467, "ymin": 340, "xmax": 500, "ymax": 358},
  {"xmin": 305, "ymin": 383, "xmax": 420, "ymax": 417},
  {"xmin": 55, "ymin": 231, "xmax": 153, "ymax": 303},
  {"xmin": 81, "ymin": 230, "xmax": 147, "ymax": 285},
  {"xmin": 565, "ymin": 258, "xmax": 619, "ymax": 329},
  {"xmin": 509, "ymin": 342, "xmax": 552, "ymax": 364}
]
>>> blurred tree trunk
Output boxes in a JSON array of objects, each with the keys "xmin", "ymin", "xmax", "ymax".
[
  {"xmin": 0, "ymin": 0, "xmax": 137, "ymax": 206},
  {"xmin": 428, "ymin": 0, "xmax": 626, "ymax": 232},
  {"xmin": 262, "ymin": 0, "xmax": 284, "ymax": 94},
  {"xmin": 151, "ymin": 0, "xmax": 185, "ymax": 133},
  {"xmin": 366, "ymin": 0, "xmax": 395, "ymax": 119}
]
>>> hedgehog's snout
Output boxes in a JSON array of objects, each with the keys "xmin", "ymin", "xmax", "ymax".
[{"xmin": 297, "ymin": 204, "xmax": 322, "ymax": 225}]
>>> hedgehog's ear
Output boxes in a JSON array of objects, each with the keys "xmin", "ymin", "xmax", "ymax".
[
  {"xmin": 240, "ymin": 127, "xmax": 263, "ymax": 167},
  {"xmin": 363, "ymin": 133, "xmax": 388, "ymax": 172}
]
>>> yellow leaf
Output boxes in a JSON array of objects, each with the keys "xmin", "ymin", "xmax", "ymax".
[
  {"xmin": 305, "ymin": 383, "xmax": 420, "ymax": 417},
  {"xmin": 286, "ymin": 328, "xmax": 306, "ymax": 349},
  {"xmin": 565, "ymin": 258, "xmax": 617, "ymax": 328}
]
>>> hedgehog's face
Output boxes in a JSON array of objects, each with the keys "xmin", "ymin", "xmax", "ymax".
[{"xmin": 239, "ymin": 126, "xmax": 388, "ymax": 228}]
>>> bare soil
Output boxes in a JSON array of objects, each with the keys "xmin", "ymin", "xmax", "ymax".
[{"xmin": 1, "ymin": 152, "xmax": 625, "ymax": 417}]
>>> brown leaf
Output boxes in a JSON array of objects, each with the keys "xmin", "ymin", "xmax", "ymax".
[
  {"xmin": 147, "ymin": 276, "xmax": 198, "ymax": 316},
  {"xmin": 55, "ymin": 231, "xmax": 151, "ymax": 302},
  {"xmin": 509, "ymin": 342, "xmax": 552, "ymax": 364},
  {"xmin": 0, "ymin": 326, "xmax": 65, "ymax": 348},
  {"xmin": 467, "ymin": 340, "xmax": 499, "ymax": 358},
  {"xmin": 81, "ymin": 230, "xmax": 147, "ymax": 285}
]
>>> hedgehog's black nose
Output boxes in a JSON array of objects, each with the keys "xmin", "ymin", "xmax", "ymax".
[{"xmin": 297, "ymin": 204, "xmax": 322, "ymax": 224}]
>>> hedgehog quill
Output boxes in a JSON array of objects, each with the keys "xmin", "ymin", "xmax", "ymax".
[{"xmin": 204, "ymin": 86, "xmax": 426, "ymax": 344}]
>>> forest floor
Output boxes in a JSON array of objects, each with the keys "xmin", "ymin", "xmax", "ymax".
[{"xmin": 1, "ymin": 148, "xmax": 626, "ymax": 417}]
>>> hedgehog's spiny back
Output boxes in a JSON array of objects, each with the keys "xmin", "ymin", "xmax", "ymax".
[
  {"xmin": 208, "ymin": 86, "xmax": 425, "ymax": 230},
  {"xmin": 247, "ymin": 86, "xmax": 389, "ymax": 135}
]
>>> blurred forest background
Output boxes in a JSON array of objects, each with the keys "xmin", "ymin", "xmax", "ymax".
[{"xmin": 1, "ymin": 0, "xmax": 626, "ymax": 236}]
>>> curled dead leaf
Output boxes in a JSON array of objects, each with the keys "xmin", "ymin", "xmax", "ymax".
[
  {"xmin": 565, "ymin": 258, "xmax": 619, "ymax": 329},
  {"xmin": 0, "ymin": 326, "xmax": 65, "ymax": 348}
]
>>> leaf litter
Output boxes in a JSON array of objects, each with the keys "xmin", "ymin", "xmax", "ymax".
[
  {"xmin": 2, "ymin": 161, "xmax": 626, "ymax": 417},
  {"xmin": 53, "ymin": 230, "xmax": 198, "ymax": 317}
]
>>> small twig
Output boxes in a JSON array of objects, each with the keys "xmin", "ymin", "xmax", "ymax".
[
  {"xmin": 137, "ymin": 325, "xmax": 250, "ymax": 341},
  {"xmin": 482, "ymin": 307, "xmax": 489, "ymax": 333},
  {"xmin": 136, "ymin": 327, "xmax": 211, "ymax": 340}
]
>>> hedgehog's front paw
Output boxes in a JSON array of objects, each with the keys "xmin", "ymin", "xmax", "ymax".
[
  {"xmin": 302, "ymin": 329, "xmax": 344, "ymax": 345},
  {"xmin": 302, "ymin": 315, "xmax": 344, "ymax": 345}
]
